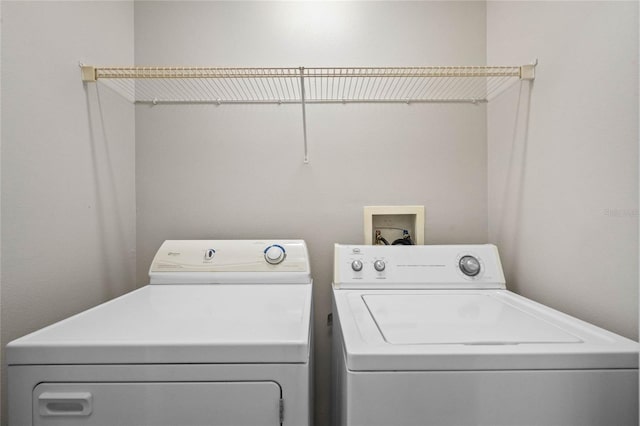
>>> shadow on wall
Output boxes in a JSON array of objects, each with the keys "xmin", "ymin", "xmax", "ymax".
[
  {"xmin": 84, "ymin": 83, "xmax": 136, "ymax": 299},
  {"xmin": 492, "ymin": 80, "xmax": 534, "ymax": 292}
]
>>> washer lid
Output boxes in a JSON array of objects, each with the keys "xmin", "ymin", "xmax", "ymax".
[
  {"xmin": 334, "ymin": 289, "xmax": 639, "ymax": 371},
  {"xmin": 7, "ymin": 284, "xmax": 312, "ymax": 365},
  {"xmin": 364, "ymin": 294, "xmax": 581, "ymax": 345}
]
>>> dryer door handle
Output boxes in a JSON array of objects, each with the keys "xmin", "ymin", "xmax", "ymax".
[{"xmin": 37, "ymin": 392, "xmax": 93, "ymax": 417}]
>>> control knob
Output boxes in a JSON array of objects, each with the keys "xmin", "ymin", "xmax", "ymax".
[
  {"xmin": 264, "ymin": 245, "xmax": 286, "ymax": 265},
  {"xmin": 204, "ymin": 249, "xmax": 216, "ymax": 261},
  {"xmin": 351, "ymin": 260, "xmax": 363, "ymax": 272},
  {"xmin": 459, "ymin": 255, "xmax": 481, "ymax": 277},
  {"xmin": 374, "ymin": 259, "xmax": 386, "ymax": 272}
]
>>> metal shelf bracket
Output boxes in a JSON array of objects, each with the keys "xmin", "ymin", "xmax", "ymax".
[{"xmin": 81, "ymin": 65, "xmax": 97, "ymax": 83}]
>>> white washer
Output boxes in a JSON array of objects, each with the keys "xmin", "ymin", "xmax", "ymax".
[
  {"xmin": 332, "ymin": 244, "xmax": 639, "ymax": 426},
  {"xmin": 8, "ymin": 240, "xmax": 313, "ymax": 426}
]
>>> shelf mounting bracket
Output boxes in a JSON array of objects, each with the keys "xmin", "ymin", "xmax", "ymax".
[
  {"xmin": 520, "ymin": 59, "xmax": 537, "ymax": 81},
  {"xmin": 80, "ymin": 65, "xmax": 97, "ymax": 82},
  {"xmin": 299, "ymin": 66, "xmax": 309, "ymax": 164}
]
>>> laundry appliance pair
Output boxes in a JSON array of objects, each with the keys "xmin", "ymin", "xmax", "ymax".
[{"xmin": 7, "ymin": 240, "xmax": 639, "ymax": 426}]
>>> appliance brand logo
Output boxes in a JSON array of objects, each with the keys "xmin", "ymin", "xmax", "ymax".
[{"xmin": 167, "ymin": 252, "xmax": 181, "ymax": 256}]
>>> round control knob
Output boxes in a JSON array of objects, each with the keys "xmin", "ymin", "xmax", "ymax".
[
  {"xmin": 373, "ymin": 259, "xmax": 386, "ymax": 272},
  {"xmin": 459, "ymin": 255, "xmax": 481, "ymax": 277},
  {"xmin": 351, "ymin": 260, "xmax": 363, "ymax": 272},
  {"xmin": 204, "ymin": 249, "xmax": 216, "ymax": 261},
  {"xmin": 264, "ymin": 245, "xmax": 286, "ymax": 265}
]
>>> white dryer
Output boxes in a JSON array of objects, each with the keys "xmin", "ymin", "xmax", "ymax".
[
  {"xmin": 8, "ymin": 240, "xmax": 313, "ymax": 426},
  {"xmin": 331, "ymin": 244, "xmax": 638, "ymax": 426}
]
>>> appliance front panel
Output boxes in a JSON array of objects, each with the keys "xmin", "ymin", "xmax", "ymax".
[
  {"xmin": 9, "ymin": 363, "xmax": 311, "ymax": 426},
  {"xmin": 338, "ymin": 367, "xmax": 638, "ymax": 426},
  {"xmin": 33, "ymin": 381, "xmax": 281, "ymax": 426}
]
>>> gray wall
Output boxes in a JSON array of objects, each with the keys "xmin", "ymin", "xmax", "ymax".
[
  {"xmin": 0, "ymin": 1, "xmax": 136, "ymax": 423},
  {"xmin": 134, "ymin": 2, "xmax": 487, "ymax": 424},
  {"xmin": 487, "ymin": 1, "xmax": 639, "ymax": 339}
]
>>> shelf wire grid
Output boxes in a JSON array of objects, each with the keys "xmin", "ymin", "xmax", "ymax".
[{"xmin": 92, "ymin": 66, "xmax": 524, "ymax": 104}]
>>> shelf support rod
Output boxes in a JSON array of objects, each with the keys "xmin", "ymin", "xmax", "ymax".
[{"xmin": 299, "ymin": 66, "xmax": 309, "ymax": 164}]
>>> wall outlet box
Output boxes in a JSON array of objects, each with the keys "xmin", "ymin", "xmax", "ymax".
[{"xmin": 364, "ymin": 205, "xmax": 425, "ymax": 245}]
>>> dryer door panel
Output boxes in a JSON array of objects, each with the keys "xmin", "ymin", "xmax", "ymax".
[{"xmin": 33, "ymin": 381, "xmax": 281, "ymax": 426}]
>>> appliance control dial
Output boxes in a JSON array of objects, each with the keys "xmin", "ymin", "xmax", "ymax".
[
  {"xmin": 264, "ymin": 245, "xmax": 286, "ymax": 265},
  {"xmin": 459, "ymin": 255, "xmax": 481, "ymax": 277},
  {"xmin": 204, "ymin": 249, "xmax": 216, "ymax": 261},
  {"xmin": 351, "ymin": 260, "xmax": 363, "ymax": 272},
  {"xmin": 374, "ymin": 259, "xmax": 386, "ymax": 272}
]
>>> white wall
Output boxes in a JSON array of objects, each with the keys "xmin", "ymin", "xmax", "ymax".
[
  {"xmin": 1, "ymin": 2, "xmax": 637, "ymax": 426},
  {"xmin": 487, "ymin": 1, "xmax": 638, "ymax": 340},
  {"xmin": 0, "ymin": 2, "xmax": 136, "ymax": 423},
  {"xmin": 134, "ymin": 2, "xmax": 487, "ymax": 424}
]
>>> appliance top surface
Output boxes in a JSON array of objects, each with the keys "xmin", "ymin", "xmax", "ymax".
[
  {"xmin": 333, "ymin": 288, "xmax": 639, "ymax": 371},
  {"xmin": 7, "ymin": 283, "xmax": 312, "ymax": 366},
  {"xmin": 332, "ymin": 244, "xmax": 639, "ymax": 371},
  {"xmin": 149, "ymin": 240, "xmax": 311, "ymax": 284}
]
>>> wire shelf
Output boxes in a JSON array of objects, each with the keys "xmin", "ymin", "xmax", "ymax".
[
  {"xmin": 81, "ymin": 64, "xmax": 536, "ymax": 163},
  {"xmin": 82, "ymin": 65, "xmax": 534, "ymax": 104}
]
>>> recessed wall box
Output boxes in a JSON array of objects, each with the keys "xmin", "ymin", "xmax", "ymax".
[{"xmin": 364, "ymin": 206, "xmax": 425, "ymax": 245}]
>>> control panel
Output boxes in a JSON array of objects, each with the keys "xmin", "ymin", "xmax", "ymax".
[
  {"xmin": 149, "ymin": 240, "xmax": 311, "ymax": 284},
  {"xmin": 334, "ymin": 244, "xmax": 506, "ymax": 289}
]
